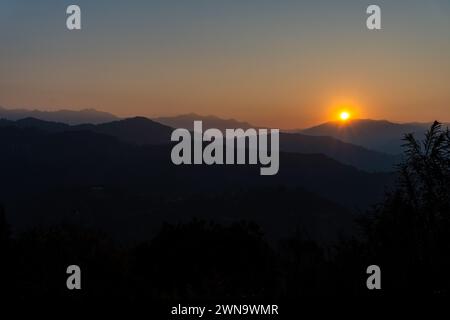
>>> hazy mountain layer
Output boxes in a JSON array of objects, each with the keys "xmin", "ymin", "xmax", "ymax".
[
  {"xmin": 0, "ymin": 106, "xmax": 118, "ymax": 125},
  {"xmin": 301, "ymin": 119, "xmax": 432, "ymax": 154}
]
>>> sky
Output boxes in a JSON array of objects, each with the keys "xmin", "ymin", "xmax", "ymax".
[{"xmin": 1, "ymin": 0, "xmax": 449, "ymax": 129}]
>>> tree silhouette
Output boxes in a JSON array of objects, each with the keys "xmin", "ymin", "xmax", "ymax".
[
  {"xmin": 360, "ymin": 121, "xmax": 450, "ymax": 293},
  {"xmin": 400, "ymin": 121, "xmax": 450, "ymax": 214}
]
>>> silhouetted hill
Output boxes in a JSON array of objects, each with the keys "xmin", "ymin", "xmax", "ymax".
[
  {"xmin": 0, "ymin": 117, "xmax": 173, "ymax": 146},
  {"xmin": 155, "ymin": 113, "xmax": 256, "ymax": 131},
  {"xmin": 77, "ymin": 117, "xmax": 173, "ymax": 145},
  {"xmin": 0, "ymin": 106, "xmax": 118, "ymax": 124},
  {"xmin": 0, "ymin": 117, "xmax": 70, "ymax": 131},
  {"xmin": 300, "ymin": 119, "xmax": 430, "ymax": 154}
]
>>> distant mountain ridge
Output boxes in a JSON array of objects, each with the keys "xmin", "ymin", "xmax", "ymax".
[
  {"xmin": 0, "ymin": 106, "xmax": 119, "ymax": 124},
  {"xmin": 300, "ymin": 119, "xmax": 435, "ymax": 154}
]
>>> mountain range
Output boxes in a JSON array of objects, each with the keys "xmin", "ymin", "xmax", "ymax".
[
  {"xmin": 0, "ymin": 108, "xmax": 409, "ymax": 244},
  {"xmin": 0, "ymin": 116, "xmax": 398, "ymax": 172},
  {"xmin": 0, "ymin": 124, "xmax": 394, "ymax": 243},
  {"xmin": 0, "ymin": 116, "xmax": 396, "ymax": 207},
  {"xmin": 1, "ymin": 106, "xmax": 442, "ymax": 157},
  {"xmin": 299, "ymin": 119, "xmax": 435, "ymax": 154},
  {"xmin": 0, "ymin": 106, "xmax": 118, "ymax": 125}
]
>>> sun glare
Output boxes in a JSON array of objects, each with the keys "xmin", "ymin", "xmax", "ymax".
[{"xmin": 339, "ymin": 111, "xmax": 350, "ymax": 121}]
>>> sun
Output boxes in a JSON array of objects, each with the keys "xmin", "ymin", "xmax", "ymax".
[{"xmin": 339, "ymin": 111, "xmax": 350, "ymax": 121}]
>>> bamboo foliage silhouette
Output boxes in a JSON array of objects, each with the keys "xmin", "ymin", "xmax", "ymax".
[
  {"xmin": 361, "ymin": 121, "xmax": 450, "ymax": 292},
  {"xmin": 400, "ymin": 121, "xmax": 450, "ymax": 217}
]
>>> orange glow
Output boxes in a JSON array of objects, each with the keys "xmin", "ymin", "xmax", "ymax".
[{"xmin": 325, "ymin": 97, "xmax": 363, "ymax": 123}]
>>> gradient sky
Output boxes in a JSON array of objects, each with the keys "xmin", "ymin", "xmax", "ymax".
[{"xmin": 1, "ymin": 0, "xmax": 449, "ymax": 128}]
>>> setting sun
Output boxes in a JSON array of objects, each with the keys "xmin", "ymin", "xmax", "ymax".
[{"xmin": 339, "ymin": 111, "xmax": 350, "ymax": 121}]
